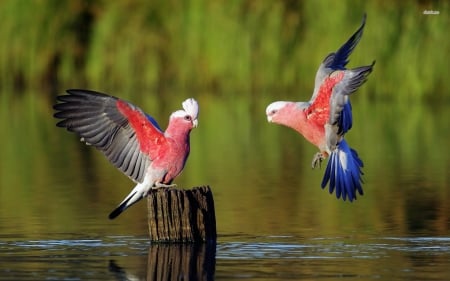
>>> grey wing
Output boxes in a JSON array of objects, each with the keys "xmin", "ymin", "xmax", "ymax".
[
  {"xmin": 325, "ymin": 62, "xmax": 375, "ymax": 150},
  {"xmin": 329, "ymin": 62, "xmax": 375, "ymax": 128},
  {"xmin": 53, "ymin": 89, "xmax": 154, "ymax": 183},
  {"xmin": 310, "ymin": 14, "xmax": 367, "ymax": 103}
]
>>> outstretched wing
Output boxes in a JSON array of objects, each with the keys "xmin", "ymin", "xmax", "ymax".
[
  {"xmin": 306, "ymin": 14, "xmax": 373, "ymax": 150},
  {"xmin": 328, "ymin": 61, "xmax": 375, "ymax": 135},
  {"xmin": 304, "ymin": 71, "xmax": 346, "ymax": 129},
  {"xmin": 310, "ymin": 13, "xmax": 367, "ymax": 103},
  {"xmin": 54, "ymin": 89, "xmax": 165, "ymax": 183}
]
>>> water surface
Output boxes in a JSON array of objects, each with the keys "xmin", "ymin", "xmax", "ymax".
[
  {"xmin": 0, "ymin": 94, "xmax": 449, "ymax": 280},
  {"xmin": 1, "ymin": 233, "xmax": 449, "ymax": 280}
]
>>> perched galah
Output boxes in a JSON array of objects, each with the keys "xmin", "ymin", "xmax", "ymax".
[
  {"xmin": 266, "ymin": 14, "xmax": 375, "ymax": 201},
  {"xmin": 54, "ymin": 89, "xmax": 199, "ymax": 219}
]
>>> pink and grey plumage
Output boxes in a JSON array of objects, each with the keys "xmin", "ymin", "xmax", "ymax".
[
  {"xmin": 266, "ymin": 14, "xmax": 375, "ymax": 201},
  {"xmin": 54, "ymin": 89, "xmax": 199, "ymax": 219}
]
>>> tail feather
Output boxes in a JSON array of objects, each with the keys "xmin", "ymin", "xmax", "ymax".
[
  {"xmin": 108, "ymin": 184, "xmax": 147, "ymax": 219},
  {"xmin": 321, "ymin": 139, "xmax": 363, "ymax": 201},
  {"xmin": 108, "ymin": 192, "xmax": 136, "ymax": 219}
]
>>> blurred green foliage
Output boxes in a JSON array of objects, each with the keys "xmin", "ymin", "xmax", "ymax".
[
  {"xmin": 0, "ymin": 0, "xmax": 448, "ymax": 237},
  {"xmin": 0, "ymin": 0, "xmax": 448, "ymax": 102}
]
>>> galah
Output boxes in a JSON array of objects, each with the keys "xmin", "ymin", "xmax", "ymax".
[
  {"xmin": 266, "ymin": 14, "xmax": 375, "ymax": 202},
  {"xmin": 54, "ymin": 89, "xmax": 199, "ymax": 219}
]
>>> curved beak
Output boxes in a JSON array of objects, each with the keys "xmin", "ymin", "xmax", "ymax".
[{"xmin": 193, "ymin": 119, "xmax": 198, "ymax": 128}]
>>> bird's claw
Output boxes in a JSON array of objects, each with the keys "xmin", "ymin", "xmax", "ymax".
[
  {"xmin": 312, "ymin": 152, "xmax": 325, "ymax": 169},
  {"xmin": 153, "ymin": 183, "xmax": 177, "ymax": 190}
]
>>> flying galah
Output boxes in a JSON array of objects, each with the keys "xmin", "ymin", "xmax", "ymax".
[
  {"xmin": 266, "ymin": 14, "xmax": 375, "ymax": 201},
  {"xmin": 54, "ymin": 89, "xmax": 199, "ymax": 219}
]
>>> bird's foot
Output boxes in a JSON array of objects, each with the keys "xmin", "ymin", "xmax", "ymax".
[
  {"xmin": 312, "ymin": 152, "xmax": 325, "ymax": 169},
  {"xmin": 153, "ymin": 183, "xmax": 177, "ymax": 190}
]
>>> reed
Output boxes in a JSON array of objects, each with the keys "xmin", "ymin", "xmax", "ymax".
[{"xmin": 0, "ymin": 0, "xmax": 448, "ymax": 102}]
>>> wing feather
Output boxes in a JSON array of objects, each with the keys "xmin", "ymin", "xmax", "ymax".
[
  {"xmin": 329, "ymin": 61, "xmax": 375, "ymax": 130},
  {"xmin": 324, "ymin": 61, "xmax": 374, "ymax": 150},
  {"xmin": 53, "ymin": 89, "xmax": 162, "ymax": 183},
  {"xmin": 310, "ymin": 14, "xmax": 367, "ymax": 103}
]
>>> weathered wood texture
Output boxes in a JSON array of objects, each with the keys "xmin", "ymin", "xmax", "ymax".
[{"xmin": 147, "ymin": 186, "xmax": 217, "ymax": 243}]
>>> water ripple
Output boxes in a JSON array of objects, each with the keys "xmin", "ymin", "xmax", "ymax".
[{"xmin": 216, "ymin": 235, "xmax": 450, "ymax": 260}]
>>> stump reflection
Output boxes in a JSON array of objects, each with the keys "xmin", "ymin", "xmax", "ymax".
[{"xmin": 147, "ymin": 242, "xmax": 216, "ymax": 281}]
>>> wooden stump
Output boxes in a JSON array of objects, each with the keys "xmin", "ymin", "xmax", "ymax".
[{"xmin": 147, "ymin": 185, "xmax": 217, "ymax": 243}]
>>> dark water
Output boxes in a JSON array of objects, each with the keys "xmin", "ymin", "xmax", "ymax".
[
  {"xmin": 1, "ymin": 233, "xmax": 449, "ymax": 280},
  {"xmin": 0, "ymin": 94, "xmax": 449, "ymax": 280}
]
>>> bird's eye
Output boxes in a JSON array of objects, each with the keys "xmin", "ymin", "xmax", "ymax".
[
  {"xmin": 184, "ymin": 115, "xmax": 192, "ymax": 121},
  {"xmin": 270, "ymin": 109, "xmax": 277, "ymax": 115}
]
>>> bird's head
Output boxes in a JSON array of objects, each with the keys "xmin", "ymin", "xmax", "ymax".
[
  {"xmin": 169, "ymin": 98, "xmax": 199, "ymax": 130},
  {"xmin": 266, "ymin": 101, "xmax": 290, "ymax": 123},
  {"xmin": 266, "ymin": 101, "xmax": 309, "ymax": 129}
]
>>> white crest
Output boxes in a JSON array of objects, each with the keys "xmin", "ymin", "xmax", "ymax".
[
  {"xmin": 266, "ymin": 101, "xmax": 288, "ymax": 116},
  {"xmin": 182, "ymin": 98, "xmax": 199, "ymax": 120}
]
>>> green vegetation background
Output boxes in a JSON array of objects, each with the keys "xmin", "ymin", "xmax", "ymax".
[
  {"xmin": 0, "ymin": 0, "xmax": 448, "ymax": 236},
  {"xmin": 0, "ymin": 0, "xmax": 448, "ymax": 102}
]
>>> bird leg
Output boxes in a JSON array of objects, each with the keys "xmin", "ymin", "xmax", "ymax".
[{"xmin": 311, "ymin": 152, "xmax": 325, "ymax": 169}]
